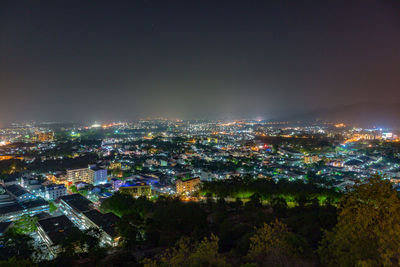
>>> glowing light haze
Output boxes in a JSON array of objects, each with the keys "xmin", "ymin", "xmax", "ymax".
[{"xmin": 0, "ymin": 0, "xmax": 399, "ymax": 123}]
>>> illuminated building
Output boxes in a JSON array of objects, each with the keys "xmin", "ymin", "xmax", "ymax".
[
  {"xmin": 90, "ymin": 166, "xmax": 108, "ymax": 185},
  {"xmin": 58, "ymin": 194, "xmax": 120, "ymax": 247},
  {"xmin": 81, "ymin": 209, "xmax": 120, "ymax": 246},
  {"xmin": 330, "ymin": 161, "xmax": 344, "ymax": 167},
  {"xmin": 5, "ymin": 184, "xmax": 34, "ymax": 201},
  {"xmin": 382, "ymin": 132, "xmax": 393, "ymax": 139},
  {"xmin": 109, "ymin": 162, "xmax": 122, "ymax": 170},
  {"xmin": 58, "ymin": 194, "xmax": 93, "ymax": 220},
  {"xmin": 111, "ymin": 178, "xmax": 123, "ymax": 190},
  {"xmin": 37, "ymin": 215, "xmax": 74, "ymax": 256},
  {"xmin": 0, "ymin": 156, "xmax": 23, "ymax": 161},
  {"xmin": 304, "ymin": 155, "xmax": 319, "ymax": 164},
  {"xmin": 335, "ymin": 123, "xmax": 346, "ymax": 128},
  {"xmin": 91, "ymin": 123, "xmax": 101, "ymax": 128},
  {"xmin": 47, "ymin": 173, "xmax": 69, "ymax": 186},
  {"xmin": 66, "ymin": 166, "xmax": 107, "ymax": 185},
  {"xmin": 207, "ymin": 137, "xmax": 218, "ymax": 143},
  {"xmin": 36, "ymin": 131, "xmax": 54, "ymax": 142},
  {"xmin": 40, "ymin": 184, "xmax": 67, "ymax": 200},
  {"xmin": 67, "ymin": 168, "xmax": 93, "ymax": 184},
  {"xmin": 176, "ymin": 177, "xmax": 201, "ymax": 194},
  {"xmin": 0, "ymin": 199, "xmax": 49, "ymax": 222},
  {"xmin": 119, "ymin": 182, "xmax": 151, "ymax": 197}
]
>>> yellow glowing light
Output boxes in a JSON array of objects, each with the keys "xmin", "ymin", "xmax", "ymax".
[{"xmin": 91, "ymin": 123, "xmax": 101, "ymax": 128}]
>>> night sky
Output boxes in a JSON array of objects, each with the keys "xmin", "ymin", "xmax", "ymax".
[{"xmin": 0, "ymin": 0, "xmax": 399, "ymax": 123}]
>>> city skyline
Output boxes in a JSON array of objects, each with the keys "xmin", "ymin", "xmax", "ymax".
[{"xmin": 1, "ymin": 1, "xmax": 399, "ymax": 265}]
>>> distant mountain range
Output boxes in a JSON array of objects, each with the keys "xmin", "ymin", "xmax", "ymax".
[{"xmin": 282, "ymin": 103, "xmax": 400, "ymax": 128}]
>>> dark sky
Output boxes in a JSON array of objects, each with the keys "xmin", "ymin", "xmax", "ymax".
[{"xmin": 0, "ymin": 0, "xmax": 399, "ymax": 123}]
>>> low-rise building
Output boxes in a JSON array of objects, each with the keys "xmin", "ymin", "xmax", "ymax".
[
  {"xmin": 119, "ymin": 182, "xmax": 151, "ymax": 197},
  {"xmin": 0, "ymin": 199, "xmax": 49, "ymax": 222},
  {"xmin": 37, "ymin": 215, "xmax": 74, "ymax": 256},
  {"xmin": 58, "ymin": 194, "xmax": 93, "ymax": 228},
  {"xmin": 5, "ymin": 184, "xmax": 35, "ymax": 201},
  {"xmin": 20, "ymin": 177, "xmax": 42, "ymax": 192},
  {"xmin": 81, "ymin": 209, "xmax": 120, "ymax": 246},
  {"xmin": 111, "ymin": 178, "xmax": 123, "ymax": 191},
  {"xmin": 40, "ymin": 184, "xmax": 67, "ymax": 200}
]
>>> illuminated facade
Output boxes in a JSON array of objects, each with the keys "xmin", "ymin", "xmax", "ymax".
[
  {"xmin": 36, "ymin": 132, "xmax": 54, "ymax": 142},
  {"xmin": 37, "ymin": 215, "xmax": 74, "ymax": 256},
  {"xmin": 40, "ymin": 184, "xmax": 67, "ymax": 200},
  {"xmin": 109, "ymin": 162, "xmax": 122, "ymax": 170},
  {"xmin": 176, "ymin": 177, "xmax": 201, "ymax": 194},
  {"xmin": 66, "ymin": 166, "xmax": 107, "ymax": 185},
  {"xmin": 119, "ymin": 182, "xmax": 151, "ymax": 197},
  {"xmin": 0, "ymin": 199, "xmax": 49, "ymax": 222},
  {"xmin": 58, "ymin": 194, "xmax": 120, "ymax": 247},
  {"xmin": 304, "ymin": 155, "xmax": 319, "ymax": 164},
  {"xmin": 67, "ymin": 168, "xmax": 93, "ymax": 184},
  {"xmin": 81, "ymin": 209, "xmax": 120, "ymax": 246}
]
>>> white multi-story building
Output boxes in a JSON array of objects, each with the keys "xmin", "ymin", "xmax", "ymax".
[
  {"xmin": 67, "ymin": 168, "xmax": 93, "ymax": 184},
  {"xmin": 41, "ymin": 184, "xmax": 67, "ymax": 200},
  {"xmin": 91, "ymin": 166, "xmax": 108, "ymax": 185},
  {"xmin": 67, "ymin": 165, "xmax": 108, "ymax": 185}
]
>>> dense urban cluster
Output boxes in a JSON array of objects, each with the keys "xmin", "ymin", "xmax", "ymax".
[{"xmin": 0, "ymin": 120, "xmax": 399, "ymax": 266}]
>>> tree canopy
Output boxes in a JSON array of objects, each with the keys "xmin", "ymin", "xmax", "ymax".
[
  {"xmin": 318, "ymin": 176, "xmax": 400, "ymax": 266},
  {"xmin": 143, "ymin": 235, "xmax": 229, "ymax": 267}
]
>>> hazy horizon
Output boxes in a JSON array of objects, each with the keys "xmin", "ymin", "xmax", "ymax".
[{"xmin": 1, "ymin": 0, "xmax": 399, "ymax": 124}]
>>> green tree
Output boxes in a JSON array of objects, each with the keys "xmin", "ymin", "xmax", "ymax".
[
  {"xmin": 58, "ymin": 227, "xmax": 102, "ymax": 258},
  {"xmin": 249, "ymin": 193, "xmax": 262, "ymax": 208},
  {"xmin": 247, "ymin": 220, "xmax": 304, "ymax": 266},
  {"xmin": 98, "ymin": 251, "xmax": 140, "ymax": 267},
  {"xmin": 270, "ymin": 196, "xmax": 287, "ymax": 216},
  {"xmin": 0, "ymin": 230, "xmax": 35, "ymax": 260},
  {"xmin": 49, "ymin": 201, "xmax": 57, "ymax": 213},
  {"xmin": 143, "ymin": 235, "xmax": 230, "ymax": 267},
  {"xmin": 100, "ymin": 192, "xmax": 136, "ymax": 217},
  {"xmin": 116, "ymin": 215, "xmax": 141, "ymax": 249},
  {"xmin": 318, "ymin": 176, "xmax": 400, "ymax": 266},
  {"xmin": 12, "ymin": 215, "xmax": 37, "ymax": 234},
  {"xmin": 69, "ymin": 185, "xmax": 78, "ymax": 193},
  {"xmin": 0, "ymin": 257, "xmax": 36, "ymax": 267}
]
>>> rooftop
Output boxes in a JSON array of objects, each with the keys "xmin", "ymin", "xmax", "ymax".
[
  {"xmin": 83, "ymin": 209, "xmax": 120, "ymax": 238},
  {"xmin": 0, "ymin": 199, "xmax": 48, "ymax": 216},
  {"xmin": 59, "ymin": 194, "xmax": 92, "ymax": 213},
  {"xmin": 0, "ymin": 221, "xmax": 12, "ymax": 234},
  {"xmin": 37, "ymin": 215, "xmax": 74, "ymax": 245},
  {"xmin": 5, "ymin": 184, "xmax": 30, "ymax": 198},
  {"xmin": 121, "ymin": 181, "xmax": 149, "ymax": 187}
]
